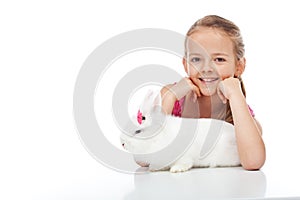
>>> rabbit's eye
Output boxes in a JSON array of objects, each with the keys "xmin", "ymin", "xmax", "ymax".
[
  {"xmin": 142, "ymin": 116, "xmax": 146, "ymax": 120},
  {"xmin": 135, "ymin": 129, "xmax": 142, "ymax": 134}
]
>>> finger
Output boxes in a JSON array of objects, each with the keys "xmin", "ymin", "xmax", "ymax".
[
  {"xmin": 217, "ymin": 85, "xmax": 227, "ymax": 104},
  {"xmin": 192, "ymin": 91, "xmax": 197, "ymax": 103},
  {"xmin": 189, "ymin": 78, "xmax": 201, "ymax": 97},
  {"xmin": 218, "ymin": 90, "xmax": 227, "ymax": 104},
  {"xmin": 192, "ymin": 85, "xmax": 201, "ymax": 97}
]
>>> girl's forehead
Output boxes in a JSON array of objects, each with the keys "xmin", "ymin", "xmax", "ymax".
[{"xmin": 186, "ymin": 28, "xmax": 234, "ymax": 55}]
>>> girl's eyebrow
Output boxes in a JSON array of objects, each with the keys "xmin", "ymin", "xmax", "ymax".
[
  {"xmin": 187, "ymin": 53, "xmax": 205, "ymax": 56},
  {"xmin": 212, "ymin": 53, "xmax": 229, "ymax": 57},
  {"xmin": 187, "ymin": 52, "xmax": 230, "ymax": 57}
]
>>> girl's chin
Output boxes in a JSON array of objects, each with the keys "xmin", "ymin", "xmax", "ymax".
[{"xmin": 200, "ymin": 88, "xmax": 217, "ymax": 96}]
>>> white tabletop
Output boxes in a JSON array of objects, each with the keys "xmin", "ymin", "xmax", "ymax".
[{"xmin": 20, "ymin": 154, "xmax": 299, "ymax": 200}]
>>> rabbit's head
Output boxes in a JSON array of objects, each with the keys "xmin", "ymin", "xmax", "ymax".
[
  {"xmin": 135, "ymin": 89, "xmax": 162, "ymax": 129},
  {"xmin": 120, "ymin": 90, "xmax": 174, "ymax": 154}
]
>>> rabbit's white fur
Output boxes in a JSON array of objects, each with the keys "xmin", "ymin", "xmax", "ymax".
[{"xmin": 121, "ymin": 90, "xmax": 240, "ymax": 172}]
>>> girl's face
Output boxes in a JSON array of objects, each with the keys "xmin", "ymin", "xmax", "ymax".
[{"xmin": 184, "ymin": 27, "xmax": 244, "ymax": 96}]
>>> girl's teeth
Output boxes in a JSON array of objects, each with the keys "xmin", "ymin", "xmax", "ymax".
[{"xmin": 200, "ymin": 78, "xmax": 218, "ymax": 82}]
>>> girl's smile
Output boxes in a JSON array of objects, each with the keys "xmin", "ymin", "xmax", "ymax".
[{"xmin": 198, "ymin": 77, "xmax": 220, "ymax": 84}]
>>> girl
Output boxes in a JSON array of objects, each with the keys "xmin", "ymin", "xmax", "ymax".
[{"xmin": 161, "ymin": 15, "xmax": 265, "ymax": 170}]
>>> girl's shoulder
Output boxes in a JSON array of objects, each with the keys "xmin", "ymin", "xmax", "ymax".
[{"xmin": 160, "ymin": 83, "xmax": 186, "ymax": 117}]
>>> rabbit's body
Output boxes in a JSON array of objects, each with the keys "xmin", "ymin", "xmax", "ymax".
[
  {"xmin": 177, "ymin": 118, "xmax": 241, "ymax": 171},
  {"xmin": 121, "ymin": 90, "xmax": 240, "ymax": 172}
]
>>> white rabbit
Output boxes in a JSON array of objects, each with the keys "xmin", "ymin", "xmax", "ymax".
[{"xmin": 120, "ymin": 90, "xmax": 240, "ymax": 173}]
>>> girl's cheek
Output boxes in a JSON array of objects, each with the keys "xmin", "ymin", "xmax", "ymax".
[
  {"xmin": 218, "ymin": 68, "xmax": 236, "ymax": 80},
  {"xmin": 187, "ymin": 66, "xmax": 200, "ymax": 77}
]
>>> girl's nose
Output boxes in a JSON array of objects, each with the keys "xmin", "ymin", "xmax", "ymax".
[{"xmin": 201, "ymin": 65, "xmax": 214, "ymax": 74}]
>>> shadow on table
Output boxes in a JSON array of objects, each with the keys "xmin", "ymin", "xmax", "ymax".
[{"xmin": 124, "ymin": 167, "xmax": 266, "ymax": 199}]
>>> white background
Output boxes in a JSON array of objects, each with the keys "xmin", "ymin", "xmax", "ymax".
[{"xmin": 1, "ymin": 0, "xmax": 300, "ymax": 199}]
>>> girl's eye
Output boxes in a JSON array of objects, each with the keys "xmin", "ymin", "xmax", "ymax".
[
  {"xmin": 190, "ymin": 57, "xmax": 201, "ymax": 62},
  {"xmin": 214, "ymin": 57, "xmax": 226, "ymax": 62}
]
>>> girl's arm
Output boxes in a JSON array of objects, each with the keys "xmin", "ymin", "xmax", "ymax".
[
  {"xmin": 160, "ymin": 84, "xmax": 177, "ymax": 114},
  {"xmin": 230, "ymin": 93, "xmax": 265, "ymax": 170},
  {"xmin": 160, "ymin": 78, "xmax": 201, "ymax": 114},
  {"xmin": 219, "ymin": 78, "xmax": 266, "ymax": 170}
]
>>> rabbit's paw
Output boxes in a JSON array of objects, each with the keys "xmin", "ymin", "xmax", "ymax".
[{"xmin": 170, "ymin": 163, "xmax": 193, "ymax": 173}]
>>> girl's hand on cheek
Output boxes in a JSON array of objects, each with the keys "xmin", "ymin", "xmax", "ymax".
[
  {"xmin": 217, "ymin": 77, "xmax": 243, "ymax": 104},
  {"xmin": 170, "ymin": 77, "xmax": 201, "ymax": 100}
]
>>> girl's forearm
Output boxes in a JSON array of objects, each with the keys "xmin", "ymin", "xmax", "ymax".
[
  {"xmin": 160, "ymin": 87, "xmax": 177, "ymax": 115},
  {"xmin": 229, "ymin": 93, "xmax": 266, "ymax": 170}
]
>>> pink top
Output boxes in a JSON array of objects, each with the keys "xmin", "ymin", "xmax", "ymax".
[
  {"xmin": 171, "ymin": 97, "xmax": 186, "ymax": 117},
  {"xmin": 171, "ymin": 97, "xmax": 255, "ymax": 117}
]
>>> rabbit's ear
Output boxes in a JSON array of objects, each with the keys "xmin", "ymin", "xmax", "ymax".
[
  {"xmin": 152, "ymin": 91, "xmax": 162, "ymax": 107},
  {"xmin": 140, "ymin": 89, "xmax": 162, "ymax": 115}
]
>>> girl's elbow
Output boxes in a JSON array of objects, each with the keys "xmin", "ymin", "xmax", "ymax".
[
  {"xmin": 241, "ymin": 157, "xmax": 265, "ymax": 170},
  {"xmin": 242, "ymin": 163, "xmax": 263, "ymax": 171},
  {"xmin": 240, "ymin": 143, "xmax": 266, "ymax": 170}
]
